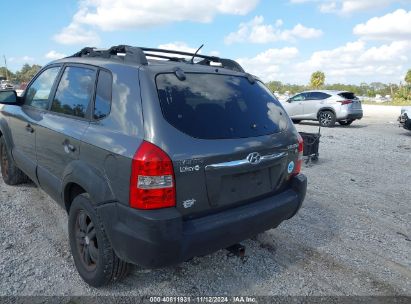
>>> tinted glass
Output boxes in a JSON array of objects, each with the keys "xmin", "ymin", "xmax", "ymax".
[
  {"xmin": 156, "ymin": 73, "xmax": 288, "ymax": 139},
  {"xmin": 94, "ymin": 70, "xmax": 112, "ymax": 119},
  {"xmin": 290, "ymin": 94, "xmax": 305, "ymax": 102},
  {"xmin": 51, "ymin": 67, "xmax": 95, "ymax": 118},
  {"xmin": 308, "ymin": 92, "xmax": 331, "ymax": 100},
  {"xmin": 338, "ymin": 92, "xmax": 358, "ymax": 100},
  {"xmin": 25, "ymin": 67, "xmax": 60, "ymax": 109}
]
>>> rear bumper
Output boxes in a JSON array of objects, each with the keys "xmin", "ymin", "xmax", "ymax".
[
  {"xmin": 338, "ymin": 111, "xmax": 363, "ymax": 121},
  {"xmin": 97, "ymin": 174, "xmax": 307, "ymax": 268}
]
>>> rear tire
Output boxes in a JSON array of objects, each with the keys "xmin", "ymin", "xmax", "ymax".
[
  {"xmin": 0, "ymin": 137, "xmax": 28, "ymax": 185},
  {"xmin": 68, "ymin": 194, "xmax": 130, "ymax": 287},
  {"xmin": 318, "ymin": 111, "xmax": 336, "ymax": 127},
  {"xmin": 338, "ymin": 120, "xmax": 354, "ymax": 126}
]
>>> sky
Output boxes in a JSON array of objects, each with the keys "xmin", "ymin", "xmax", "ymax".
[{"xmin": 1, "ymin": 0, "xmax": 411, "ymax": 85}]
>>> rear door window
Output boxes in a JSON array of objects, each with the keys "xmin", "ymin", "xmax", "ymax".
[
  {"xmin": 50, "ymin": 66, "xmax": 96, "ymax": 118},
  {"xmin": 307, "ymin": 92, "xmax": 331, "ymax": 100},
  {"xmin": 156, "ymin": 73, "xmax": 288, "ymax": 139},
  {"xmin": 93, "ymin": 70, "xmax": 112, "ymax": 120}
]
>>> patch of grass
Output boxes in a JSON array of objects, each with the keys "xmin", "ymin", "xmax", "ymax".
[{"xmin": 361, "ymin": 99, "xmax": 411, "ymax": 106}]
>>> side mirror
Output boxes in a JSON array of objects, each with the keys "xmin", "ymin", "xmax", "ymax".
[
  {"xmin": 286, "ymin": 98, "xmax": 291, "ymax": 103},
  {"xmin": 0, "ymin": 90, "xmax": 18, "ymax": 105}
]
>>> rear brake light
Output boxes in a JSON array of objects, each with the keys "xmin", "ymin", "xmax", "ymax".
[
  {"xmin": 129, "ymin": 141, "xmax": 176, "ymax": 209},
  {"xmin": 293, "ymin": 134, "xmax": 304, "ymax": 176},
  {"xmin": 340, "ymin": 100, "xmax": 352, "ymax": 105}
]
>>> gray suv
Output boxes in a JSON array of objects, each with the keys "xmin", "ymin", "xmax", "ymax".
[
  {"xmin": 0, "ymin": 45, "xmax": 307, "ymax": 287},
  {"xmin": 282, "ymin": 90, "xmax": 363, "ymax": 127}
]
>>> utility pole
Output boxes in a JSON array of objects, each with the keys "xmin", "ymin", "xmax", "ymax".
[{"xmin": 3, "ymin": 55, "xmax": 9, "ymax": 80}]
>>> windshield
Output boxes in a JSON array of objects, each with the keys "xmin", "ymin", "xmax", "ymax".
[{"xmin": 156, "ymin": 73, "xmax": 288, "ymax": 139}]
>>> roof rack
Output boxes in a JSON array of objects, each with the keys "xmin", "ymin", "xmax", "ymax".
[{"xmin": 69, "ymin": 45, "xmax": 245, "ymax": 73}]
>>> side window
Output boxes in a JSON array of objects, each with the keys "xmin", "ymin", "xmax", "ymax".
[
  {"xmin": 290, "ymin": 94, "xmax": 305, "ymax": 102},
  {"xmin": 309, "ymin": 92, "xmax": 330, "ymax": 100},
  {"xmin": 25, "ymin": 67, "xmax": 60, "ymax": 110},
  {"xmin": 51, "ymin": 66, "xmax": 95, "ymax": 118},
  {"xmin": 93, "ymin": 70, "xmax": 112, "ymax": 120}
]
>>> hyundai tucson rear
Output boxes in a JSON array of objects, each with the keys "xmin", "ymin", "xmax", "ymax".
[
  {"xmin": 96, "ymin": 59, "xmax": 307, "ymax": 285},
  {"xmin": 0, "ymin": 45, "xmax": 307, "ymax": 287}
]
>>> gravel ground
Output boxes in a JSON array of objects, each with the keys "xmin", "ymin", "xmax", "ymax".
[{"xmin": 0, "ymin": 109, "xmax": 410, "ymax": 296}]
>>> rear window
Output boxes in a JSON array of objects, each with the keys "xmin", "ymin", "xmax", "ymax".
[
  {"xmin": 156, "ymin": 73, "xmax": 288, "ymax": 139},
  {"xmin": 338, "ymin": 92, "xmax": 358, "ymax": 100}
]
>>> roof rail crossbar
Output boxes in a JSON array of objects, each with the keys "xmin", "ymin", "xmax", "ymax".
[
  {"xmin": 140, "ymin": 47, "xmax": 220, "ymax": 62},
  {"xmin": 69, "ymin": 45, "xmax": 245, "ymax": 72},
  {"xmin": 71, "ymin": 47, "xmax": 104, "ymax": 58},
  {"xmin": 144, "ymin": 53, "xmax": 186, "ymax": 61},
  {"xmin": 107, "ymin": 45, "xmax": 148, "ymax": 65},
  {"xmin": 70, "ymin": 45, "xmax": 148, "ymax": 65},
  {"xmin": 196, "ymin": 58, "xmax": 245, "ymax": 73}
]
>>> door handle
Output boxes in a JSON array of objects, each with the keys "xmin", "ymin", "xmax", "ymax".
[
  {"xmin": 25, "ymin": 124, "xmax": 34, "ymax": 133},
  {"xmin": 63, "ymin": 140, "xmax": 76, "ymax": 153}
]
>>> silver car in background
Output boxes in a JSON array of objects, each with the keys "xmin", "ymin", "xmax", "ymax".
[{"xmin": 281, "ymin": 90, "xmax": 363, "ymax": 127}]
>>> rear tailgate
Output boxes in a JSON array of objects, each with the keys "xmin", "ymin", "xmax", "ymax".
[
  {"xmin": 338, "ymin": 92, "xmax": 362, "ymax": 110},
  {"xmin": 171, "ymin": 135, "xmax": 300, "ymax": 217},
  {"xmin": 152, "ymin": 72, "xmax": 300, "ymax": 217},
  {"xmin": 204, "ymin": 148, "xmax": 288, "ymax": 208}
]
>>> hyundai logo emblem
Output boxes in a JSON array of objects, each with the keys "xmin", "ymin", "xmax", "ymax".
[{"xmin": 247, "ymin": 152, "xmax": 261, "ymax": 164}]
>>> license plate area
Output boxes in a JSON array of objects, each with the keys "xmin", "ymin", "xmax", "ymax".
[{"xmin": 205, "ymin": 164, "xmax": 284, "ymax": 207}]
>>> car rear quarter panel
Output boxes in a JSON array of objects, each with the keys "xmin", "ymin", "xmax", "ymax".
[{"xmin": 78, "ymin": 64, "xmax": 144, "ymax": 206}]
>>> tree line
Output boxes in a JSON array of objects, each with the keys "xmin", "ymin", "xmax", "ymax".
[
  {"xmin": 0, "ymin": 64, "xmax": 42, "ymax": 83},
  {"xmin": 266, "ymin": 69, "xmax": 411, "ymax": 102}
]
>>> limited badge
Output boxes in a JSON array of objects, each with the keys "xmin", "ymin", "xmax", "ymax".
[{"xmin": 287, "ymin": 161, "xmax": 295, "ymax": 174}]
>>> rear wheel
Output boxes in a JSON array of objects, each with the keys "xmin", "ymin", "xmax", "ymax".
[
  {"xmin": 68, "ymin": 194, "xmax": 130, "ymax": 287},
  {"xmin": 318, "ymin": 111, "xmax": 336, "ymax": 127},
  {"xmin": 0, "ymin": 137, "xmax": 28, "ymax": 185},
  {"xmin": 338, "ymin": 120, "xmax": 354, "ymax": 126}
]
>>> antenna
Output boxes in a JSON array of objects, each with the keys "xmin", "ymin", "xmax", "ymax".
[{"xmin": 190, "ymin": 44, "xmax": 204, "ymax": 64}]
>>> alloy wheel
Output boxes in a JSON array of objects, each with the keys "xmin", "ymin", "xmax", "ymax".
[
  {"xmin": 75, "ymin": 210, "xmax": 99, "ymax": 271},
  {"xmin": 320, "ymin": 112, "xmax": 332, "ymax": 126}
]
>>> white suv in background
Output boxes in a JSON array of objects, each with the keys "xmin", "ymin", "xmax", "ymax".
[{"xmin": 281, "ymin": 90, "xmax": 363, "ymax": 127}]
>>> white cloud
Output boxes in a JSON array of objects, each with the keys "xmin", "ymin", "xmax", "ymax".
[
  {"xmin": 236, "ymin": 39, "xmax": 411, "ymax": 84},
  {"xmin": 8, "ymin": 56, "xmax": 34, "ymax": 63},
  {"xmin": 21, "ymin": 56, "xmax": 34, "ymax": 62},
  {"xmin": 236, "ymin": 47, "xmax": 299, "ymax": 80},
  {"xmin": 157, "ymin": 42, "xmax": 198, "ymax": 53},
  {"xmin": 217, "ymin": 0, "xmax": 260, "ymax": 15},
  {"xmin": 225, "ymin": 16, "xmax": 322, "ymax": 44},
  {"xmin": 45, "ymin": 50, "xmax": 67, "ymax": 60},
  {"xmin": 296, "ymin": 40, "xmax": 411, "ymax": 83},
  {"xmin": 54, "ymin": 0, "xmax": 259, "ymax": 45},
  {"xmin": 53, "ymin": 23, "xmax": 100, "ymax": 45},
  {"xmin": 353, "ymin": 9, "xmax": 411, "ymax": 40},
  {"xmin": 290, "ymin": 0, "xmax": 400, "ymax": 14},
  {"xmin": 63, "ymin": 0, "xmax": 258, "ymax": 32}
]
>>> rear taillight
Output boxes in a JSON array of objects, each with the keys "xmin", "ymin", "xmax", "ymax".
[
  {"xmin": 129, "ymin": 141, "xmax": 176, "ymax": 209},
  {"xmin": 340, "ymin": 100, "xmax": 353, "ymax": 105},
  {"xmin": 293, "ymin": 134, "xmax": 304, "ymax": 176}
]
